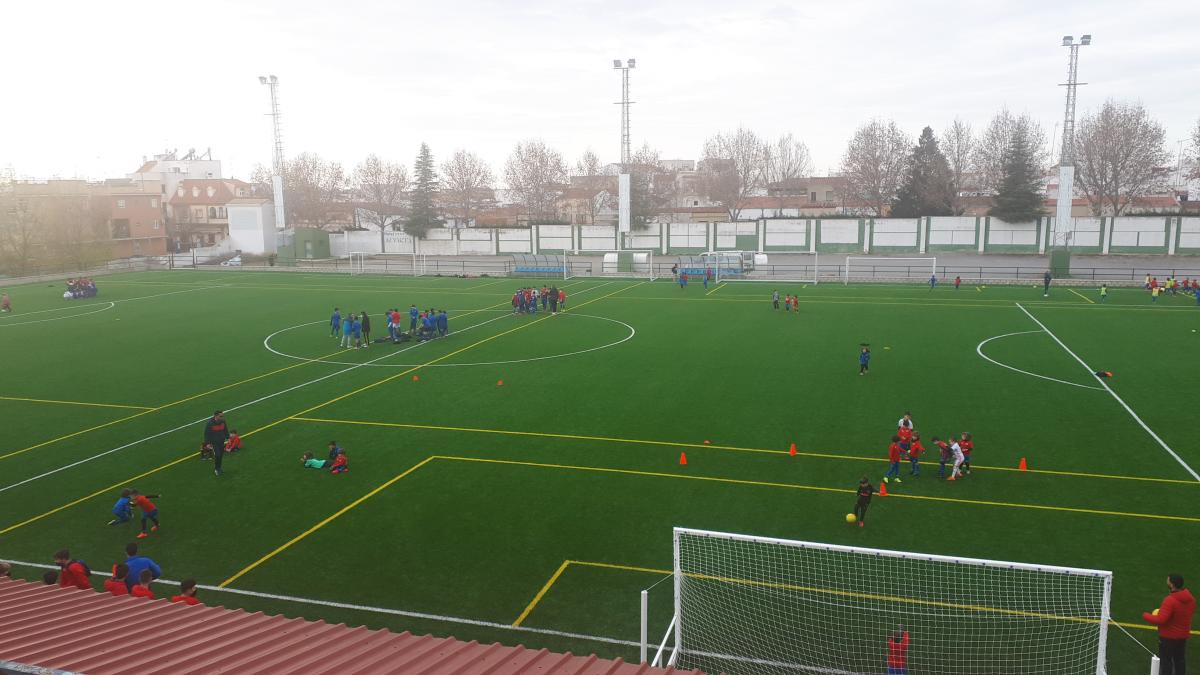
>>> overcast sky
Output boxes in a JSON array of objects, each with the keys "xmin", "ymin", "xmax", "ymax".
[{"xmin": 2, "ymin": 0, "xmax": 1197, "ymax": 183}]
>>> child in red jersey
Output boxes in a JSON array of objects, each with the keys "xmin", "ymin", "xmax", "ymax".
[
  {"xmin": 105, "ymin": 564, "xmax": 130, "ymax": 596},
  {"xmin": 959, "ymin": 432, "xmax": 974, "ymax": 475},
  {"xmin": 933, "ymin": 436, "xmax": 951, "ymax": 479},
  {"xmin": 907, "ymin": 433, "xmax": 925, "ymax": 477},
  {"xmin": 883, "ymin": 436, "xmax": 903, "ymax": 484},
  {"xmin": 225, "ymin": 430, "xmax": 242, "ymax": 453},
  {"xmin": 886, "ymin": 627, "xmax": 910, "ymax": 674},
  {"xmin": 329, "ymin": 452, "xmax": 349, "ymax": 474},
  {"xmin": 130, "ymin": 489, "xmax": 160, "ymax": 539},
  {"xmin": 130, "ymin": 569, "xmax": 155, "ymax": 599},
  {"xmin": 172, "ymin": 579, "xmax": 202, "ymax": 606}
]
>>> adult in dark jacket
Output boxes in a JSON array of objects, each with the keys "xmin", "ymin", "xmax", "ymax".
[
  {"xmin": 360, "ymin": 310, "xmax": 371, "ymax": 347},
  {"xmin": 204, "ymin": 410, "xmax": 231, "ymax": 476}
]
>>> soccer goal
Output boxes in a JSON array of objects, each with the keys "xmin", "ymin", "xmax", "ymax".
[
  {"xmin": 651, "ymin": 527, "xmax": 1113, "ymax": 675},
  {"xmin": 844, "ymin": 256, "xmax": 936, "ymax": 284},
  {"xmin": 564, "ymin": 250, "xmax": 655, "ymax": 281},
  {"xmin": 700, "ymin": 250, "xmax": 820, "ymax": 284},
  {"xmin": 348, "ymin": 252, "xmax": 367, "ymax": 275}
]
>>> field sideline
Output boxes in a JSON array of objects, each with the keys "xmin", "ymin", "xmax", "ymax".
[{"xmin": 0, "ymin": 268, "xmax": 1197, "ymax": 671}]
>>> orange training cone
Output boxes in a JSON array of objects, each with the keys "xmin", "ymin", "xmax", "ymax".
[
  {"xmin": 412, "ymin": 375, "xmax": 420, "ymax": 382},
  {"xmin": 1018, "ymin": 457, "xmax": 1028, "ymax": 471},
  {"xmin": 497, "ymin": 379, "xmax": 504, "ymax": 386},
  {"xmin": 679, "ymin": 452, "xmax": 688, "ymax": 465},
  {"xmin": 789, "ymin": 443, "xmax": 797, "ymax": 456},
  {"xmin": 878, "ymin": 482, "xmax": 888, "ymax": 496},
  {"xmin": 703, "ymin": 440, "xmax": 711, "ymax": 445}
]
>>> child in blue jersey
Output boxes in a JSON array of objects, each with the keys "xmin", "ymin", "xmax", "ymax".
[
  {"xmin": 437, "ymin": 310, "xmax": 448, "ymax": 336},
  {"xmin": 409, "ymin": 305, "xmax": 419, "ymax": 333},
  {"xmin": 929, "ymin": 275, "xmax": 937, "ymax": 290},
  {"xmin": 351, "ymin": 315, "xmax": 363, "ymax": 348},
  {"xmin": 330, "ymin": 307, "xmax": 341, "ymax": 337},
  {"xmin": 341, "ymin": 315, "xmax": 353, "ymax": 348},
  {"xmin": 107, "ymin": 489, "xmax": 133, "ymax": 525},
  {"xmin": 859, "ymin": 347, "xmax": 871, "ymax": 375}
]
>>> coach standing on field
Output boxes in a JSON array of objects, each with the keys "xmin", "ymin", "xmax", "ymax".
[
  {"xmin": 1143, "ymin": 573, "xmax": 1195, "ymax": 675},
  {"xmin": 204, "ymin": 410, "xmax": 231, "ymax": 476}
]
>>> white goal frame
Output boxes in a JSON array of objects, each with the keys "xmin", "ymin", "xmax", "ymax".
[
  {"xmin": 564, "ymin": 250, "xmax": 656, "ymax": 281},
  {"xmin": 844, "ymin": 255, "xmax": 936, "ymax": 284},
  {"xmin": 348, "ymin": 251, "xmax": 367, "ymax": 275},
  {"xmin": 654, "ymin": 527, "xmax": 1113, "ymax": 675}
]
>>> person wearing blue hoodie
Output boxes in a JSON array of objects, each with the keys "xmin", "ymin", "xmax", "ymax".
[
  {"xmin": 330, "ymin": 307, "xmax": 341, "ymax": 338},
  {"xmin": 437, "ymin": 310, "xmax": 448, "ymax": 337},
  {"xmin": 121, "ymin": 542, "xmax": 161, "ymax": 592}
]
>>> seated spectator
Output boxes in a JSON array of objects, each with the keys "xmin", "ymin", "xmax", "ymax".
[
  {"xmin": 105, "ymin": 564, "xmax": 130, "ymax": 596},
  {"xmin": 172, "ymin": 578, "xmax": 202, "ymax": 605},
  {"xmin": 0, "ymin": 562, "xmax": 11, "ymax": 579},
  {"xmin": 53, "ymin": 549, "xmax": 92, "ymax": 590},
  {"xmin": 130, "ymin": 569, "xmax": 155, "ymax": 599}
]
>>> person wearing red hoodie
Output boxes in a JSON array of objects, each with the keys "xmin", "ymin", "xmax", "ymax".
[
  {"xmin": 1143, "ymin": 574, "xmax": 1195, "ymax": 675},
  {"xmin": 886, "ymin": 627, "xmax": 909, "ymax": 674}
]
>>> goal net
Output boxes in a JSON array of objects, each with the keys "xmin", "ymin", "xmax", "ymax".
[
  {"xmin": 699, "ymin": 250, "xmax": 819, "ymax": 284},
  {"xmin": 564, "ymin": 250, "xmax": 655, "ymax": 280},
  {"xmin": 661, "ymin": 528, "xmax": 1112, "ymax": 675},
  {"xmin": 844, "ymin": 256, "xmax": 936, "ymax": 284},
  {"xmin": 348, "ymin": 252, "xmax": 367, "ymax": 275}
]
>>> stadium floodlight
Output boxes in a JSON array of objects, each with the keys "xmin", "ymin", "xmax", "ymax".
[
  {"xmin": 655, "ymin": 528, "xmax": 1113, "ymax": 675},
  {"xmin": 628, "ymin": 58, "xmax": 636, "ymax": 68},
  {"xmin": 258, "ymin": 76, "xmax": 267, "ymax": 84},
  {"xmin": 1080, "ymin": 34, "xmax": 1092, "ymax": 45},
  {"xmin": 1062, "ymin": 35, "xmax": 1073, "ymax": 46},
  {"xmin": 613, "ymin": 59, "xmax": 623, "ymax": 68},
  {"xmin": 1056, "ymin": 34, "xmax": 1090, "ymax": 244}
]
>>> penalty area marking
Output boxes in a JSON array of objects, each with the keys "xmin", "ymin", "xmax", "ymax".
[
  {"xmin": 262, "ymin": 311, "xmax": 636, "ymax": 368},
  {"xmin": 975, "ymin": 331, "xmax": 1105, "ymax": 391}
]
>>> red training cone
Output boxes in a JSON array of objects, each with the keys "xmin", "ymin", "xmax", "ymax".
[
  {"xmin": 1018, "ymin": 457, "xmax": 1028, "ymax": 471},
  {"xmin": 878, "ymin": 482, "xmax": 888, "ymax": 496},
  {"xmin": 679, "ymin": 452, "xmax": 688, "ymax": 465},
  {"xmin": 789, "ymin": 443, "xmax": 797, "ymax": 456},
  {"xmin": 702, "ymin": 440, "xmax": 711, "ymax": 445},
  {"xmin": 412, "ymin": 375, "xmax": 420, "ymax": 382},
  {"xmin": 497, "ymin": 380, "xmax": 504, "ymax": 386}
]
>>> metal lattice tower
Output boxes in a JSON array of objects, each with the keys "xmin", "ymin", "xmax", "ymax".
[
  {"xmin": 259, "ymin": 75, "xmax": 287, "ymax": 229},
  {"xmin": 1058, "ymin": 36, "xmax": 1089, "ymax": 166},
  {"xmin": 613, "ymin": 59, "xmax": 636, "ymax": 166}
]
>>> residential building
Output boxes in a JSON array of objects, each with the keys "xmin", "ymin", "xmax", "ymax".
[
  {"xmin": 168, "ymin": 178, "xmax": 252, "ymax": 249},
  {"xmin": 94, "ymin": 179, "xmax": 168, "ymax": 256}
]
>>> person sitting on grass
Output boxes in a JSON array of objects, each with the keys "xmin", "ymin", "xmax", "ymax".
[
  {"xmin": 130, "ymin": 569, "xmax": 155, "ymax": 599},
  {"xmin": 329, "ymin": 452, "xmax": 349, "ymax": 474},
  {"xmin": 301, "ymin": 452, "xmax": 328, "ymax": 469},
  {"xmin": 172, "ymin": 579, "xmax": 202, "ymax": 606},
  {"xmin": 225, "ymin": 430, "xmax": 241, "ymax": 453},
  {"xmin": 105, "ymin": 564, "xmax": 130, "ymax": 596}
]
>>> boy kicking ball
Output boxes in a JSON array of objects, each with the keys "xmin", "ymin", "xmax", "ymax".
[{"xmin": 130, "ymin": 490, "xmax": 161, "ymax": 539}]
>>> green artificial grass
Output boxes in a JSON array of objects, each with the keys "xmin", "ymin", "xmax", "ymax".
[{"xmin": 0, "ymin": 269, "xmax": 1197, "ymax": 672}]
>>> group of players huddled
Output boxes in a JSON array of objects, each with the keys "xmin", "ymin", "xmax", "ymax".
[{"xmin": 852, "ymin": 413, "xmax": 975, "ymax": 529}]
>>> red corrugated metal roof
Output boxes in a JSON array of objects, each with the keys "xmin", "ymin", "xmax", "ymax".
[{"xmin": 0, "ymin": 579, "xmax": 698, "ymax": 675}]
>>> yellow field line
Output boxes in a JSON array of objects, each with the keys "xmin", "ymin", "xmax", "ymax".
[
  {"xmin": 561, "ymin": 560, "xmax": 1197, "ymax": 636},
  {"xmin": 438, "ymin": 456, "xmax": 1200, "ymax": 523},
  {"xmin": 511, "ymin": 560, "xmax": 572, "ymax": 627},
  {"xmin": 704, "ymin": 282, "xmax": 725, "ymax": 296},
  {"xmin": 0, "ymin": 395, "xmax": 153, "ymax": 411},
  {"xmin": 0, "ymin": 302, "xmax": 519, "ymax": 535},
  {"xmin": 219, "ymin": 457, "xmax": 438, "ymax": 587},
  {"xmin": 1068, "ymin": 288, "xmax": 1097, "ymax": 304},
  {"xmin": 289, "ymin": 416, "xmax": 1198, "ymax": 486}
]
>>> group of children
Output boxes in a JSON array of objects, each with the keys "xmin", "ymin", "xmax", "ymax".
[
  {"xmin": 512, "ymin": 286, "xmax": 566, "ymax": 314},
  {"xmin": 47, "ymin": 544, "xmax": 200, "ymax": 605},
  {"xmin": 329, "ymin": 308, "xmax": 372, "ymax": 348},
  {"xmin": 770, "ymin": 290, "xmax": 802, "ymax": 312},
  {"xmin": 852, "ymin": 414, "xmax": 975, "ymax": 529},
  {"xmin": 301, "ymin": 441, "xmax": 350, "ymax": 474},
  {"xmin": 1143, "ymin": 276, "xmax": 1200, "ymax": 304},
  {"xmin": 63, "ymin": 278, "xmax": 98, "ymax": 299},
  {"xmin": 106, "ymin": 489, "xmax": 161, "ymax": 540}
]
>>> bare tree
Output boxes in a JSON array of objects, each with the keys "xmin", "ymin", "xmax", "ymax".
[
  {"xmin": 271, "ymin": 152, "xmax": 347, "ymax": 230},
  {"xmin": 762, "ymin": 133, "xmax": 813, "ymax": 215},
  {"xmin": 441, "ymin": 150, "xmax": 494, "ymax": 228},
  {"xmin": 504, "ymin": 139, "xmax": 568, "ymax": 223},
  {"xmin": 628, "ymin": 143, "xmax": 678, "ymax": 228},
  {"xmin": 839, "ymin": 119, "xmax": 910, "ymax": 216},
  {"xmin": 973, "ymin": 109, "xmax": 1048, "ymax": 195},
  {"xmin": 1190, "ymin": 117, "xmax": 1200, "ymax": 180},
  {"xmin": 940, "ymin": 118, "xmax": 976, "ymax": 215},
  {"xmin": 574, "ymin": 149, "xmax": 604, "ymax": 178},
  {"xmin": 1074, "ymin": 100, "xmax": 1168, "ymax": 216},
  {"xmin": 353, "ymin": 154, "xmax": 408, "ymax": 249},
  {"xmin": 0, "ymin": 185, "xmax": 41, "ymax": 275},
  {"xmin": 700, "ymin": 126, "xmax": 767, "ymax": 220}
]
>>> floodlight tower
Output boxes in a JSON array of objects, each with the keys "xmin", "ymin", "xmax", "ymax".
[
  {"xmin": 1056, "ymin": 35, "xmax": 1090, "ymax": 234},
  {"xmin": 258, "ymin": 75, "xmax": 286, "ymax": 229},
  {"xmin": 613, "ymin": 59, "xmax": 636, "ymax": 167}
]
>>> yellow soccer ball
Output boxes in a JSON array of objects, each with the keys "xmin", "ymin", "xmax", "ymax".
[{"xmin": 846, "ymin": 513, "xmax": 857, "ymax": 524}]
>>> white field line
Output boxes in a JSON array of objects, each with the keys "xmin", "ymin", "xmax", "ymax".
[
  {"xmin": 975, "ymin": 331, "xmax": 1105, "ymax": 391},
  {"xmin": 0, "ymin": 311, "xmax": 514, "ymax": 494},
  {"xmin": 0, "ymin": 286, "xmax": 231, "ymax": 327},
  {"xmin": 0, "ymin": 558, "xmax": 640, "ymax": 649},
  {"xmin": 1016, "ymin": 302, "xmax": 1200, "ymax": 482}
]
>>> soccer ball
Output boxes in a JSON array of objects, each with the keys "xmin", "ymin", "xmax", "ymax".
[{"xmin": 845, "ymin": 513, "xmax": 857, "ymax": 524}]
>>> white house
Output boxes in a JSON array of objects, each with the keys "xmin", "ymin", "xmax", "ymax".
[{"xmin": 227, "ymin": 198, "xmax": 277, "ymax": 254}]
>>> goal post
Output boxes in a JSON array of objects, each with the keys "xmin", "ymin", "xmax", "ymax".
[
  {"xmin": 564, "ymin": 250, "xmax": 655, "ymax": 281},
  {"xmin": 659, "ymin": 527, "xmax": 1113, "ymax": 675},
  {"xmin": 348, "ymin": 251, "xmax": 366, "ymax": 275},
  {"xmin": 699, "ymin": 250, "xmax": 820, "ymax": 284},
  {"xmin": 844, "ymin": 256, "xmax": 936, "ymax": 284}
]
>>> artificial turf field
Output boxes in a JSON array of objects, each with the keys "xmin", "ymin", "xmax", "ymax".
[{"xmin": 0, "ymin": 268, "xmax": 1197, "ymax": 672}]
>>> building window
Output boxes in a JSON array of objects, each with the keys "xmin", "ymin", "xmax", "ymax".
[
  {"xmin": 825, "ymin": 191, "xmax": 834, "ymax": 201},
  {"xmin": 693, "ymin": 200, "xmax": 699, "ymax": 206},
  {"xmin": 151, "ymin": 198, "xmax": 158, "ymax": 208},
  {"xmin": 208, "ymin": 207, "xmax": 217, "ymax": 219},
  {"xmin": 117, "ymin": 199, "xmax": 126, "ymax": 208},
  {"xmin": 153, "ymin": 220, "xmax": 161, "ymax": 230},
  {"xmin": 810, "ymin": 192, "xmax": 817, "ymax": 202}
]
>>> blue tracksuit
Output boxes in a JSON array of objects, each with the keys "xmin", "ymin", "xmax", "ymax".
[
  {"xmin": 123, "ymin": 555, "xmax": 162, "ymax": 591},
  {"xmin": 351, "ymin": 319, "xmax": 362, "ymax": 338},
  {"xmin": 111, "ymin": 496, "xmax": 132, "ymax": 524},
  {"xmin": 437, "ymin": 312, "xmax": 448, "ymax": 336},
  {"xmin": 330, "ymin": 311, "xmax": 341, "ymax": 336},
  {"xmin": 409, "ymin": 307, "xmax": 418, "ymax": 331}
]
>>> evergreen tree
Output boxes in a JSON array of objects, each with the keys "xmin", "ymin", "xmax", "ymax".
[
  {"xmin": 404, "ymin": 143, "xmax": 442, "ymax": 238},
  {"xmin": 891, "ymin": 127, "xmax": 953, "ymax": 217},
  {"xmin": 989, "ymin": 124, "xmax": 1044, "ymax": 223}
]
